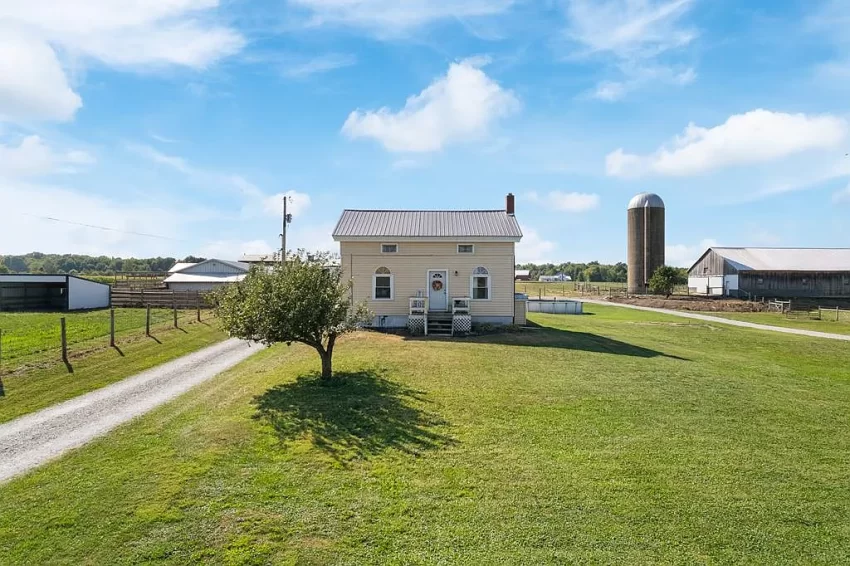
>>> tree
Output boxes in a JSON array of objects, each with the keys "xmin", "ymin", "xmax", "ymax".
[
  {"xmin": 648, "ymin": 265, "xmax": 687, "ymax": 297},
  {"xmin": 0, "ymin": 264, "xmax": 8, "ymax": 274},
  {"xmin": 214, "ymin": 252, "xmax": 371, "ymax": 380}
]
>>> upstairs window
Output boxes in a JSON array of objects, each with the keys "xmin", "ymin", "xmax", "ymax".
[
  {"xmin": 471, "ymin": 266, "xmax": 490, "ymax": 300},
  {"xmin": 457, "ymin": 244, "xmax": 475, "ymax": 254},
  {"xmin": 373, "ymin": 267, "xmax": 393, "ymax": 300},
  {"xmin": 381, "ymin": 243, "xmax": 398, "ymax": 254}
]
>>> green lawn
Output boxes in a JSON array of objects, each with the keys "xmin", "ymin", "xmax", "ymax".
[
  {"xmin": 0, "ymin": 318, "xmax": 226, "ymax": 423},
  {"xmin": 1, "ymin": 305, "xmax": 849, "ymax": 564},
  {"xmin": 705, "ymin": 310, "xmax": 850, "ymax": 335}
]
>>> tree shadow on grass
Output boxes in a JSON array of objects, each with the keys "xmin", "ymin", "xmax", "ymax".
[
  {"xmin": 253, "ymin": 370, "xmax": 454, "ymax": 465},
  {"xmin": 406, "ymin": 322, "xmax": 688, "ymax": 360}
]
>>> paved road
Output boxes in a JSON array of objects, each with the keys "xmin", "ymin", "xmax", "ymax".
[
  {"xmin": 582, "ymin": 299, "xmax": 850, "ymax": 342},
  {"xmin": 0, "ymin": 338, "xmax": 258, "ymax": 484}
]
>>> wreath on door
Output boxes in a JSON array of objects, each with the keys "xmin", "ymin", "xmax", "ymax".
[{"xmin": 431, "ymin": 280, "xmax": 444, "ymax": 291}]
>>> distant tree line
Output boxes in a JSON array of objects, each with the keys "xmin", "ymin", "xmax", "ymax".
[
  {"xmin": 516, "ymin": 262, "xmax": 629, "ymax": 283},
  {"xmin": 0, "ymin": 253, "xmax": 206, "ymax": 275}
]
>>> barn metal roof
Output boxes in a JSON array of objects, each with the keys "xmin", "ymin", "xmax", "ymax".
[
  {"xmin": 332, "ymin": 210, "xmax": 523, "ymax": 240},
  {"xmin": 627, "ymin": 192, "xmax": 665, "ymax": 209},
  {"xmin": 706, "ymin": 247, "xmax": 850, "ymax": 272}
]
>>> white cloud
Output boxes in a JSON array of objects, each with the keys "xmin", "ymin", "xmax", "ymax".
[
  {"xmin": 262, "ymin": 191, "xmax": 312, "ymax": 218},
  {"xmin": 666, "ymin": 238, "xmax": 718, "ymax": 268},
  {"xmin": 590, "ymin": 65, "xmax": 695, "ymax": 101},
  {"xmin": 547, "ymin": 191, "xmax": 600, "ymax": 212},
  {"xmin": 281, "ymin": 53, "xmax": 357, "ymax": 78},
  {"xmin": 0, "ymin": 1, "xmax": 243, "ymax": 124},
  {"xmin": 342, "ymin": 58, "xmax": 519, "ymax": 152},
  {"xmin": 290, "ymin": 0, "xmax": 515, "ymax": 35},
  {"xmin": 607, "ymin": 109, "xmax": 848, "ymax": 178},
  {"xmin": 0, "ymin": 135, "xmax": 94, "ymax": 177},
  {"xmin": 0, "ymin": 180, "xmax": 186, "ymax": 257},
  {"xmin": 565, "ymin": 0, "xmax": 698, "ymax": 100},
  {"xmin": 0, "ymin": 30, "xmax": 82, "ymax": 123},
  {"xmin": 516, "ymin": 226, "xmax": 557, "ymax": 264},
  {"xmin": 565, "ymin": 0, "xmax": 696, "ymax": 58}
]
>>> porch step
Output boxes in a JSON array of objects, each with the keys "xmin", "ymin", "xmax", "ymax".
[{"xmin": 427, "ymin": 313, "xmax": 453, "ymax": 336}]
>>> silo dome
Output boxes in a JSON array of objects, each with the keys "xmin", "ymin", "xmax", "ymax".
[{"xmin": 627, "ymin": 192, "xmax": 665, "ymax": 210}]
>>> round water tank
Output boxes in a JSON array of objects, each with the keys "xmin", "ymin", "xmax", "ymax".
[{"xmin": 627, "ymin": 193, "xmax": 665, "ymax": 294}]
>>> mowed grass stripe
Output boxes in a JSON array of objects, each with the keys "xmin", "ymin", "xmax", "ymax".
[{"xmin": 0, "ymin": 305, "xmax": 848, "ymax": 564}]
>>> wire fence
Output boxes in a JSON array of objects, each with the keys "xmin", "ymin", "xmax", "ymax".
[{"xmin": 0, "ymin": 307, "xmax": 215, "ymax": 373}]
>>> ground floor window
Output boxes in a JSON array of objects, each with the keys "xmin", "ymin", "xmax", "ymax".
[
  {"xmin": 373, "ymin": 267, "xmax": 393, "ymax": 300},
  {"xmin": 471, "ymin": 266, "xmax": 490, "ymax": 300}
]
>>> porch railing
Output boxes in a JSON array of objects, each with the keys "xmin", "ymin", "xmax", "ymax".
[
  {"xmin": 452, "ymin": 297, "xmax": 471, "ymax": 314},
  {"xmin": 409, "ymin": 297, "xmax": 429, "ymax": 315}
]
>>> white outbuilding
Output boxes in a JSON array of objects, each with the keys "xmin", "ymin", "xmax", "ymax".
[
  {"xmin": 0, "ymin": 274, "xmax": 110, "ymax": 311},
  {"xmin": 163, "ymin": 259, "xmax": 250, "ymax": 292}
]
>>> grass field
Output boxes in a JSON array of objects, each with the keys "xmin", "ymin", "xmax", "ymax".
[
  {"xmin": 0, "ymin": 308, "xmax": 208, "ymax": 363},
  {"xmin": 1, "ymin": 305, "xmax": 849, "ymax": 563},
  {"xmin": 705, "ymin": 310, "xmax": 850, "ymax": 335},
  {"xmin": 0, "ymin": 316, "xmax": 226, "ymax": 424}
]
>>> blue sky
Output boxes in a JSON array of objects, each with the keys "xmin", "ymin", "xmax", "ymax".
[{"xmin": 1, "ymin": 0, "xmax": 849, "ymax": 266}]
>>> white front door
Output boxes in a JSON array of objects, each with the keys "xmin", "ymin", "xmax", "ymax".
[{"xmin": 428, "ymin": 270, "xmax": 448, "ymax": 312}]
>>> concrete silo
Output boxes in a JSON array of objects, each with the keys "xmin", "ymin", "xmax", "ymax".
[{"xmin": 627, "ymin": 193, "xmax": 665, "ymax": 294}]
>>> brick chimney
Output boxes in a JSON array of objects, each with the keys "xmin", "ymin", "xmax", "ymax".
[{"xmin": 506, "ymin": 193, "xmax": 515, "ymax": 215}]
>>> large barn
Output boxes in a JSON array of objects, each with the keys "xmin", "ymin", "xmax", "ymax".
[
  {"xmin": 0, "ymin": 274, "xmax": 110, "ymax": 311},
  {"xmin": 688, "ymin": 247, "xmax": 850, "ymax": 299}
]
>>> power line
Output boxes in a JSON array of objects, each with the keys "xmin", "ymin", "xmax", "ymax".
[{"xmin": 22, "ymin": 213, "xmax": 185, "ymax": 242}]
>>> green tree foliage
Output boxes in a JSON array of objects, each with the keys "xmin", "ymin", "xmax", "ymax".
[
  {"xmin": 648, "ymin": 266, "xmax": 688, "ymax": 297},
  {"xmin": 515, "ymin": 261, "xmax": 629, "ymax": 283},
  {"xmin": 1, "ymin": 253, "xmax": 177, "ymax": 274},
  {"xmin": 214, "ymin": 252, "xmax": 371, "ymax": 379},
  {"xmin": 0, "ymin": 264, "xmax": 9, "ymax": 274}
]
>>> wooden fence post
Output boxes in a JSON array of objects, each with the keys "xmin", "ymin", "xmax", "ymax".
[
  {"xmin": 196, "ymin": 294, "xmax": 201, "ymax": 322},
  {"xmin": 146, "ymin": 306, "xmax": 151, "ymax": 337},
  {"xmin": 109, "ymin": 308, "xmax": 115, "ymax": 347},
  {"xmin": 60, "ymin": 317, "xmax": 68, "ymax": 363},
  {"xmin": 173, "ymin": 305, "xmax": 178, "ymax": 328},
  {"xmin": 837, "ymin": 306, "xmax": 841, "ymax": 322}
]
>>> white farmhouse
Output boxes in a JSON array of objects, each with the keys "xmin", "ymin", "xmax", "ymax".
[{"xmin": 332, "ymin": 194, "xmax": 523, "ymax": 335}]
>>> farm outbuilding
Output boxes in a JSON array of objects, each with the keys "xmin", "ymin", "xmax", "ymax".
[
  {"xmin": 688, "ymin": 247, "xmax": 850, "ymax": 299},
  {"xmin": 164, "ymin": 259, "xmax": 249, "ymax": 292},
  {"xmin": 0, "ymin": 274, "xmax": 110, "ymax": 311}
]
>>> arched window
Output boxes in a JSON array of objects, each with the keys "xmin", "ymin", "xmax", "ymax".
[
  {"xmin": 373, "ymin": 267, "xmax": 393, "ymax": 300},
  {"xmin": 471, "ymin": 266, "xmax": 490, "ymax": 300}
]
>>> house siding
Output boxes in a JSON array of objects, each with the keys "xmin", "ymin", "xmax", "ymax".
[{"xmin": 340, "ymin": 241, "xmax": 516, "ymax": 320}]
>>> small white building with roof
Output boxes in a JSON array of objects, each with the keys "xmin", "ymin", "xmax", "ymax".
[{"xmin": 164, "ymin": 259, "xmax": 250, "ymax": 292}]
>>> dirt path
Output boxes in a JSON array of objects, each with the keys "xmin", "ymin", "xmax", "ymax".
[
  {"xmin": 0, "ymin": 339, "xmax": 259, "ymax": 484},
  {"xmin": 583, "ymin": 299, "xmax": 850, "ymax": 342}
]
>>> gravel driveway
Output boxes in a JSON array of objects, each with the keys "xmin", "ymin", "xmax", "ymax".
[{"xmin": 0, "ymin": 338, "xmax": 258, "ymax": 484}]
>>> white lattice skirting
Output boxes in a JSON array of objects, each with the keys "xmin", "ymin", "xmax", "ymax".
[
  {"xmin": 452, "ymin": 315, "xmax": 472, "ymax": 335},
  {"xmin": 407, "ymin": 315, "xmax": 426, "ymax": 335}
]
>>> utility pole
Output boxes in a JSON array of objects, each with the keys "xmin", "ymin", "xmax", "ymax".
[{"xmin": 280, "ymin": 195, "xmax": 292, "ymax": 264}]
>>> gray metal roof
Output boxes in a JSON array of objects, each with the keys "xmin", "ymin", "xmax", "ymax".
[
  {"xmin": 333, "ymin": 210, "xmax": 523, "ymax": 240},
  {"xmin": 707, "ymin": 247, "xmax": 850, "ymax": 272},
  {"xmin": 627, "ymin": 192, "xmax": 665, "ymax": 209}
]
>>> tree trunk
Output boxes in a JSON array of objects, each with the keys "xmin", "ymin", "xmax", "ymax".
[
  {"xmin": 319, "ymin": 349, "xmax": 332, "ymax": 379},
  {"xmin": 317, "ymin": 335, "xmax": 336, "ymax": 380}
]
